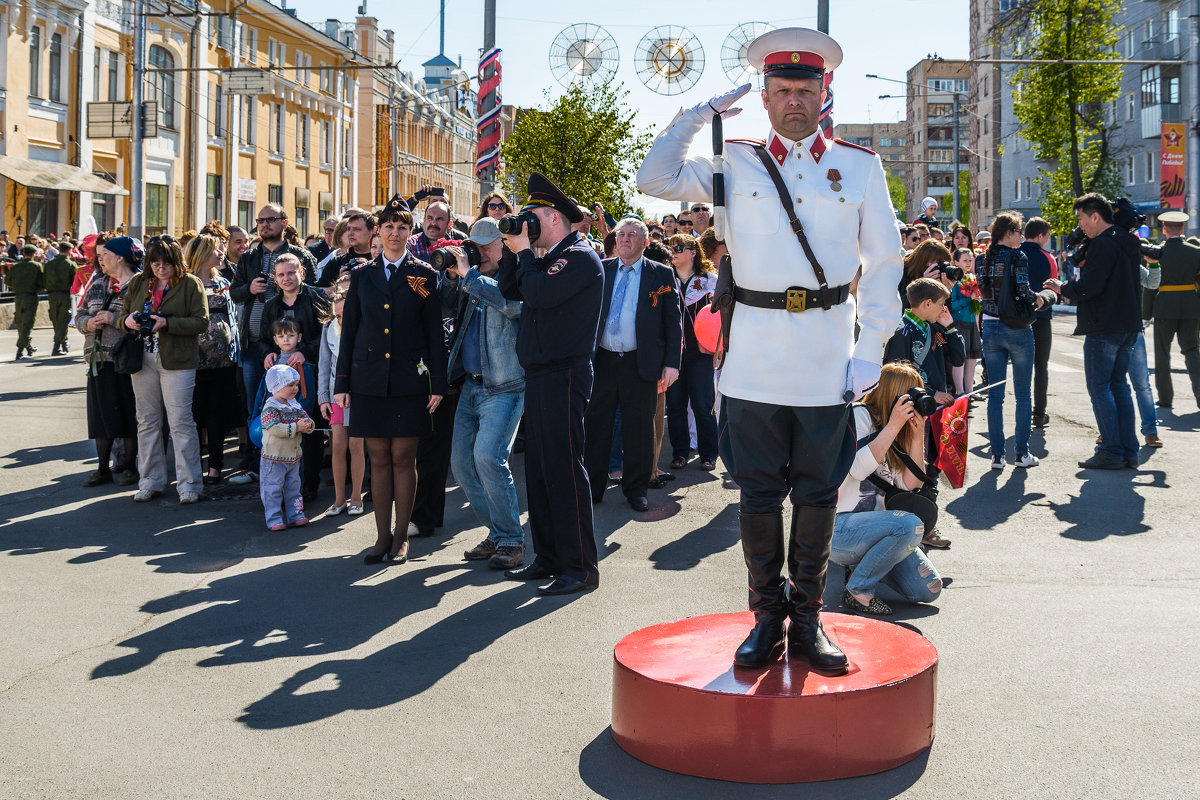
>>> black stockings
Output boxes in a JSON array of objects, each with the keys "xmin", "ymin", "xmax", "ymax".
[{"xmin": 366, "ymin": 436, "xmax": 419, "ymax": 555}]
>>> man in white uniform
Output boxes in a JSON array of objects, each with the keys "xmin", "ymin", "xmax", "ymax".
[{"xmin": 637, "ymin": 28, "xmax": 902, "ymax": 673}]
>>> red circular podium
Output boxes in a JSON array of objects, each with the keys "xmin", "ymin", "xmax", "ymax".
[{"xmin": 611, "ymin": 612, "xmax": 937, "ymax": 783}]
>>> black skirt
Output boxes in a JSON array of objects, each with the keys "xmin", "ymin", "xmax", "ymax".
[
  {"xmin": 954, "ymin": 319, "xmax": 984, "ymax": 359},
  {"xmin": 193, "ymin": 365, "xmax": 244, "ymax": 431},
  {"xmin": 86, "ymin": 362, "xmax": 138, "ymax": 439},
  {"xmin": 348, "ymin": 393, "xmax": 432, "ymax": 438}
]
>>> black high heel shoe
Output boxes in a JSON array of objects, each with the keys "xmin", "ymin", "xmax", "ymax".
[
  {"xmin": 363, "ymin": 532, "xmax": 395, "ymax": 565},
  {"xmin": 383, "ymin": 539, "xmax": 409, "ymax": 565}
]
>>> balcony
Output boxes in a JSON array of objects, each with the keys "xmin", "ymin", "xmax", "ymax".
[{"xmin": 1142, "ymin": 103, "xmax": 1182, "ymax": 139}]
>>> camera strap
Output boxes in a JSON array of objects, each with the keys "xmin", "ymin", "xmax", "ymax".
[{"xmin": 750, "ymin": 144, "xmax": 835, "ymax": 310}]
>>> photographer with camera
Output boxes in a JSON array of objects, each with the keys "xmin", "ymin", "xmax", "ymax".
[
  {"xmin": 1044, "ymin": 193, "xmax": 1144, "ymax": 469},
  {"xmin": 900, "ymin": 240, "xmax": 957, "ymax": 308},
  {"xmin": 496, "ymin": 172, "xmax": 604, "ymax": 596},
  {"xmin": 832, "ymin": 362, "xmax": 943, "ymax": 615},
  {"xmin": 978, "ymin": 212, "xmax": 1057, "ymax": 471}
]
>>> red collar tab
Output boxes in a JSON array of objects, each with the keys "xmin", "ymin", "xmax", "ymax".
[
  {"xmin": 809, "ymin": 133, "xmax": 829, "ymax": 164},
  {"xmin": 764, "ymin": 50, "xmax": 825, "ymax": 72},
  {"xmin": 767, "ymin": 134, "xmax": 788, "ymax": 165}
]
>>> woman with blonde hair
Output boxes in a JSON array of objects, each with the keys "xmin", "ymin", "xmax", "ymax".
[
  {"xmin": 185, "ymin": 234, "xmax": 241, "ymax": 484},
  {"xmin": 831, "ymin": 362, "xmax": 943, "ymax": 615},
  {"xmin": 665, "ymin": 234, "xmax": 720, "ymax": 470}
]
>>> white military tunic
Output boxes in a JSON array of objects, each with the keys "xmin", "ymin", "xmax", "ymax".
[{"xmin": 637, "ymin": 108, "xmax": 903, "ymax": 406}]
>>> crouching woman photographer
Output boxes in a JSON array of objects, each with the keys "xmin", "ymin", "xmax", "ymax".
[{"xmin": 831, "ymin": 362, "xmax": 943, "ymax": 616}]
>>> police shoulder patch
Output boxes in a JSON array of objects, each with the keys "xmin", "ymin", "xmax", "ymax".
[
  {"xmin": 546, "ymin": 258, "xmax": 567, "ymax": 275},
  {"xmin": 833, "ymin": 138, "xmax": 877, "ymax": 156}
]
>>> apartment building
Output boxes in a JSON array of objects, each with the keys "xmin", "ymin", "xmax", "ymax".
[{"xmin": 905, "ymin": 58, "xmax": 971, "ymax": 223}]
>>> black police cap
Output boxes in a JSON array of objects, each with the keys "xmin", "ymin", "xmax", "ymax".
[{"xmin": 523, "ymin": 172, "xmax": 584, "ymax": 224}]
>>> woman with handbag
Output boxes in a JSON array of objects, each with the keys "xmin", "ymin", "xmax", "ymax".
[
  {"xmin": 665, "ymin": 234, "xmax": 719, "ymax": 471},
  {"xmin": 121, "ymin": 236, "xmax": 209, "ymax": 504},
  {"xmin": 74, "ymin": 234, "xmax": 140, "ymax": 487},
  {"xmin": 832, "ymin": 362, "xmax": 943, "ymax": 616},
  {"xmin": 976, "ymin": 213, "xmax": 1058, "ymax": 470},
  {"xmin": 185, "ymin": 234, "xmax": 242, "ymax": 485}
]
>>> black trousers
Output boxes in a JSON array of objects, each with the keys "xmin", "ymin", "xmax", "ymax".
[
  {"xmin": 724, "ymin": 398, "xmax": 855, "ymax": 514},
  {"xmin": 301, "ymin": 431, "xmax": 323, "ymax": 494},
  {"xmin": 1153, "ymin": 317, "xmax": 1200, "ymax": 405},
  {"xmin": 584, "ymin": 349, "xmax": 658, "ymax": 499},
  {"xmin": 411, "ymin": 388, "xmax": 461, "ymax": 533},
  {"xmin": 524, "ymin": 361, "xmax": 597, "ymax": 582},
  {"xmin": 1032, "ymin": 317, "xmax": 1053, "ymax": 417}
]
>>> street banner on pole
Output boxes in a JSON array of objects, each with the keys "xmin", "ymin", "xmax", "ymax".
[{"xmin": 1161, "ymin": 122, "xmax": 1186, "ymax": 209}]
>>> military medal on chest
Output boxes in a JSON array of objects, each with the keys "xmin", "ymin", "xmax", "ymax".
[{"xmin": 827, "ymin": 168, "xmax": 842, "ymax": 193}]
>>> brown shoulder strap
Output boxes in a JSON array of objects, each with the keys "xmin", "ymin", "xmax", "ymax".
[{"xmin": 750, "ymin": 144, "xmax": 834, "ymax": 309}]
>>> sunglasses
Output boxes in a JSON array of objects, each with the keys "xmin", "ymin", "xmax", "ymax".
[
  {"xmin": 679, "ymin": 221, "xmax": 693, "ymax": 226},
  {"xmin": 672, "ymin": 243, "xmax": 693, "ymax": 254},
  {"xmin": 691, "ymin": 207, "xmax": 709, "ymax": 213},
  {"xmin": 146, "ymin": 234, "xmax": 176, "ymax": 245},
  {"xmin": 487, "ymin": 202, "xmax": 508, "ymax": 210}
]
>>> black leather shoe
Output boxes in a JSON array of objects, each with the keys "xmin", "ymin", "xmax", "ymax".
[
  {"xmin": 1078, "ymin": 454, "xmax": 1125, "ymax": 470},
  {"xmin": 536, "ymin": 575, "xmax": 598, "ymax": 596},
  {"xmin": 628, "ymin": 496, "xmax": 649, "ymax": 512},
  {"xmin": 504, "ymin": 561, "xmax": 557, "ymax": 581},
  {"xmin": 734, "ymin": 618, "xmax": 786, "ymax": 668},
  {"xmin": 787, "ymin": 619, "xmax": 849, "ymax": 675}
]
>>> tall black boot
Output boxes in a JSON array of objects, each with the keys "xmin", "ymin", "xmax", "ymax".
[
  {"xmin": 786, "ymin": 506, "xmax": 848, "ymax": 675},
  {"xmin": 733, "ymin": 511, "xmax": 787, "ymax": 668}
]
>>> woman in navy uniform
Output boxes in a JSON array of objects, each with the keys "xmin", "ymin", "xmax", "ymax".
[{"xmin": 334, "ymin": 196, "xmax": 447, "ymax": 565}]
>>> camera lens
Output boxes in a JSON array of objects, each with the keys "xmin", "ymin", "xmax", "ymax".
[
  {"xmin": 498, "ymin": 215, "xmax": 522, "ymax": 235},
  {"xmin": 428, "ymin": 248, "xmax": 452, "ymax": 270}
]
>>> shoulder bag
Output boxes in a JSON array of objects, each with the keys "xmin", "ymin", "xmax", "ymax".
[{"xmin": 997, "ymin": 253, "xmax": 1037, "ymax": 330}]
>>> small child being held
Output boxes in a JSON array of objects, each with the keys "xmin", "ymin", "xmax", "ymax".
[{"xmin": 260, "ymin": 363, "xmax": 315, "ymax": 530}]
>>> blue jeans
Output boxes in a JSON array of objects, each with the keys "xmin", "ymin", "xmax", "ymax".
[
  {"xmin": 1083, "ymin": 331, "xmax": 1139, "ymax": 460},
  {"xmin": 666, "ymin": 351, "xmax": 719, "ymax": 461},
  {"xmin": 982, "ymin": 319, "xmax": 1034, "ymax": 459},
  {"xmin": 830, "ymin": 511, "xmax": 942, "ymax": 603},
  {"xmin": 1127, "ymin": 331, "xmax": 1157, "ymax": 437},
  {"xmin": 450, "ymin": 380, "xmax": 525, "ymax": 548}
]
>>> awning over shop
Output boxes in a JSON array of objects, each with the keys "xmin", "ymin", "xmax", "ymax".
[{"xmin": 0, "ymin": 155, "xmax": 129, "ymax": 196}]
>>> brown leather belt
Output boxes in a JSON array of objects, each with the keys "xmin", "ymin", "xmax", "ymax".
[
  {"xmin": 1158, "ymin": 284, "xmax": 1198, "ymax": 292},
  {"xmin": 734, "ymin": 284, "xmax": 851, "ymax": 312}
]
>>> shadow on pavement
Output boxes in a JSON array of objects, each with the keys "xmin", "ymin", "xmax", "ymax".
[
  {"xmin": 944, "ymin": 464, "xmax": 1045, "ymax": 531},
  {"xmin": 648, "ymin": 500, "xmax": 738, "ymax": 570},
  {"xmin": 578, "ymin": 727, "xmax": 928, "ymax": 799},
  {"xmin": 1048, "ymin": 470, "xmax": 1164, "ymax": 541}
]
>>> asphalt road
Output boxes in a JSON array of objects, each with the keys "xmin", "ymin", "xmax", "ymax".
[{"xmin": 1, "ymin": 315, "xmax": 1196, "ymax": 799}]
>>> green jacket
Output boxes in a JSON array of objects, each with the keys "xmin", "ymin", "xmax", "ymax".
[
  {"xmin": 5, "ymin": 259, "xmax": 43, "ymax": 294},
  {"xmin": 121, "ymin": 272, "xmax": 210, "ymax": 370},
  {"xmin": 1142, "ymin": 236, "xmax": 1200, "ymax": 319},
  {"xmin": 43, "ymin": 255, "xmax": 76, "ymax": 293}
]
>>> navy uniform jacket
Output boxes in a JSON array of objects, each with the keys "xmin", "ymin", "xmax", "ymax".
[
  {"xmin": 498, "ymin": 231, "xmax": 604, "ymax": 373},
  {"xmin": 1141, "ymin": 236, "xmax": 1200, "ymax": 319},
  {"xmin": 598, "ymin": 256, "xmax": 683, "ymax": 383},
  {"xmin": 334, "ymin": 254, "xmax": 448, "ymax": 398}
]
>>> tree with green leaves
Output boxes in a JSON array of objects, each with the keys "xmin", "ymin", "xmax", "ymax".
[
  {"xmin": 885, "ymin": 171, "xmax": 907, "ymax": 219},
  {"xmin": 939, "ymin": 171, "xmax": 970, "ymax": 228},
  {"xmin": 996, "ymin": 0, "xmax": 1123, "ymax": 231},
  {"xmin": 499, "ymin": 81, "xmax": 653, "ymax": 216}
]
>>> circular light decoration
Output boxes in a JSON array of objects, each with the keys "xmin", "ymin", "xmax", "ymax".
[
  {"xmin": 722, "ymin": 22, "xmax": 775, "ymax": 90},
  {"xmin": 635, "ymin": 25, "xmax": 704, "ymax": 96},
  {"xmin": 549, "ymin": 23, "xmax": 620, "ymax": 87}
]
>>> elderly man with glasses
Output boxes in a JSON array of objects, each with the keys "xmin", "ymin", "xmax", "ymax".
[
  {"xmin": 228, "ymin": 204, "xmax": 318, "ymax": 486},
  {"xmin": 308, "ymin": 216, "xmax": 339, "ymax": 263},
  {"xmin": 690, "ymin": 203, "xmax": 712, "ymax": 236}
]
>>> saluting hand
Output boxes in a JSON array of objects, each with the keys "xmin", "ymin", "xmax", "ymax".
[{"xmin": 693, "ymin": 84, "xmax": 751, "ymax": 122}]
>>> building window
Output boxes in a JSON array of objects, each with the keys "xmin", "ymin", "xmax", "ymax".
[
  {"xmin": 27, "ymin": 188, "xmax": 59, "ymax": 236},
  {"xmin": 49, "ymin": 33, "xmax": 63, "ymax": 102},
  {"xmin": 93, "ymin": 50, "xmax": 102, "ymax": 101},
  {"xmin": 1146, "ymin": 151, "xmax": 1155, "ymax": 183},
  {"xmin": 928, "ymin": 103, "xmax": 953, "ymax": 118},
  {"xmin": 1127, "ymin": 155, "xmax": 1136, "ymax": 185},
  {"xmin": 295, "ymin": 205, "xmax": 308, "ymax": 238},
  {"xmin": 93, "ymin": 195, "xmax": 115, "ymax": 233},
  {"xmin": 109, "ymin": 52, "xmax": 120, "ymax": 101},
  {"xmin": 983, "ymin": 188, "xmax": 988, "ymax": 208},
  {"xmin": 1014, "ymin": 179, "xmax": 1020, "ymax": 200},
  {"xmin": 148, "ymin": 45, "xmax": 176, "ymax": 129},
  {"xmin": 297, "ymin": 113, "xmax": 309, "ymax": 160},
  {"xmin": 272, "ymin": 104, "xmax": 284, "ymax": 154},
  {"xmin": 146, "ymin": 184, "xmax": 169, "ymax": 236},
  {"xmin": 1024, "ymin": 177, "xmax": 1031, "ymax": 198},
  {"xmin": 929, "ymin": 150, "xmax": 952, "ymax": 163},
  {"xmin": 1168, "ymin": 8, "xmax": 1180, "ymax": 39},
  {"xmin": 1126, "ymin": 92, "xmax": 1135, "ymax": 121},
  {"xmin": 211, "ymin": 84, "xmax": 224, "ymax": 137},
  {"xmin": 242, "ymin": 97, "xmax": 256, "ymax": 145},
  {"xmin": 1144, "ymin": 18, "xmax": 1156, "ymax": 44},
  {"xmin": 29, "ymin": 27, "xmax": 41, "ymax": 97},
  {"xmin": 268, "ymin": 184, "xmax": 283, "ymax": 205},
  {"xmin": 879, "ymin": 138, "xmax": 892, "ymax": 147},
  {"xmin": 206, "ymin": 174, "xmax": 222, "ymax": 222},
  {"xmin": 1141, "ymin": 66, "xmax": 1161, "ymax": 107},
  {"xmin": 322, "ymin": 121, "xmax": 332, "ymax": 165},
  {"xmin": 238, "ymin": 201, "xmax": 254, "ymax": 231},
  {"xmin": 1167, "ymin": 76, "xmax": 1180, "ymax": 105},
  {"xmin": 344, "ymin": 126, "xmax": 352, "ymax": 169}
]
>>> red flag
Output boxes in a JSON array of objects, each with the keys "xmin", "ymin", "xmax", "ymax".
[{"xmin": 932, "ymin": 395, "xmax": 970, "ymax": 489}]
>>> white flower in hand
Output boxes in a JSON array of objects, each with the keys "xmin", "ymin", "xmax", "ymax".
[{"xmin": 417, "ymin": 358, "xmax": 428, "ymax": 376}]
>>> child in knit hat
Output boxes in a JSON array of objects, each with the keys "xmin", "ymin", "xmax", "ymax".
[{"xmin": 260, "ymin": 363, "xmax": 314, "ymax": 530}]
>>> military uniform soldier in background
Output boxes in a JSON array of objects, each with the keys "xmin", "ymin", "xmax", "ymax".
[
  {"xmin": 9, "ymin": 245, "xmax": 45, "ymax": 360},
  {"xmin": 44, "ymin": 241, "xmax": 77, "ymax": 355},
  {"xmin": 1141, "ymin": 210, "xmax": 1200, "ymax": 410},
  {"xmin": 638, "ymin": 28, "xmax": 902, "ymax": 674},
  {"xmin": 498, "ymin": 172, "xmax": 605, "ymax": 596}
]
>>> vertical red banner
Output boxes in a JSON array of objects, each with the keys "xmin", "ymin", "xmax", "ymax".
[
  {"xmin": 931, "ymin": 395, "xmax": 971, "ymax": 489},
  {"xmin": 1161, "ymin": 122, "xmax": 1186, "ymax": 210}
]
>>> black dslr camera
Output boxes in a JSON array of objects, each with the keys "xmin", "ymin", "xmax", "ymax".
[
  {"xmin": 1112, "ymin": 196, "xmax": 1146, "ymax": 232},
  {"xmin": 428, "ymin": 241, "xmax": 480, "ymax": 271},
  {"xmin": 498, "ymin": 211, "xmax": 541, "ymax": 240},
  {"xmin": 131, "ymin": 310, "xmax": 156, "ymax": 335},
  {"xmin": 897, "ymin": 387, "xmax": 940, "ymax": 416},
  {"xmin": 934, "ymin": 261, "xmax": 965, "ymax": 282}
]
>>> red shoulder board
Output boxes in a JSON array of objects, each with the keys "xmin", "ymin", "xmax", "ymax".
[
  {"xmin": 833, "ymin": 138, "xmax": 876, "ymax": 156},
  {"xmin": 726, "ymin": 138, "xmax": 766, "ymax": 147}
]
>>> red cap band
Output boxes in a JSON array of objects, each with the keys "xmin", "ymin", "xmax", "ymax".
[{"xmin": 764, "ymin": 51, "xmax": 825, "ymax": 71}]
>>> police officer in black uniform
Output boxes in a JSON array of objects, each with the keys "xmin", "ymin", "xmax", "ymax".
[{"xmin": 497, "ymin": 173, "xmax": 604, "ymax": 595}]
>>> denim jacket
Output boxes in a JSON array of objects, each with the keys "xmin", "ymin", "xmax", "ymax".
[{"xmin": 445, "ymin": 268, "xmax": 524, "ymax": 393}]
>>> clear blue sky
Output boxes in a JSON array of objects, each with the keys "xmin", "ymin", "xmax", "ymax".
[{"xmin": 287, "ymin": 0, "xmax": 969, "ymax": 212}]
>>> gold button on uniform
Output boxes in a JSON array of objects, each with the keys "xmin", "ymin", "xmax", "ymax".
[
  {"xmin": 796, "ymin": 198, "xmax": 803, "ymax": 204},
  {"xmin": 384, "ymin": 304, "xmax": 390, "ymax": 310},
  {"xmin": 383, "ymin": 328, "xmax": 389, "ymax": 334},
  {"xmin": 385, "ymin": 353, "xmax": 391, "ymax": 359},
  {"xmin": 839, "ymin": 197, "xmax": 846, "ymax": 203}
]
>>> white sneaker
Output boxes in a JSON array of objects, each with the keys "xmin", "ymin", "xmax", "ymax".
[
  {"xmin": 1014, "ymin": 453, "xmax": 1040, "ymax": 468},
  {"xmin": 991, "ymin": 455, "xmax": 1005, "ymax": 470},
  {"xmin": 407, "ymin": 522, "xmax": 420, "ymax": 536},
  {"xmin": 133, "ymin": 489, "xmax": 161, "ymax": 502},
  {"xmin": 179, "ymin": 491, "xmax": 202, "ymax": 504}
]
